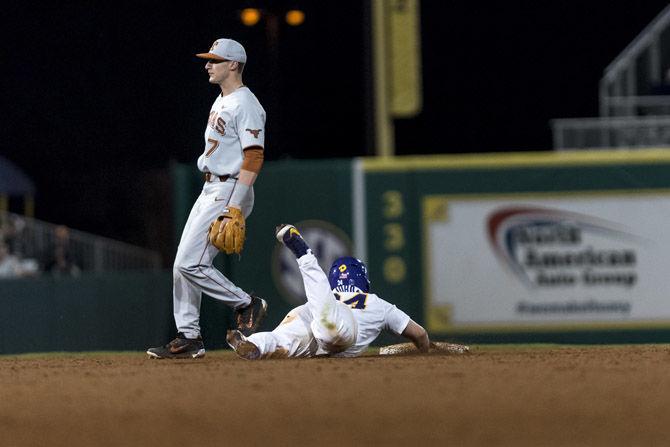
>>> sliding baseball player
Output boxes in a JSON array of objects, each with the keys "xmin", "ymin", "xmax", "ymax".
[{"xmin": 226, "ymin": 224, "xmax": 430, "ymax": 359}]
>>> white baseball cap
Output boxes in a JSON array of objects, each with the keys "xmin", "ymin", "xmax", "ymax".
[{"xmin": 196, "ymin": 38, "xmax": 247, "ymax": 63}]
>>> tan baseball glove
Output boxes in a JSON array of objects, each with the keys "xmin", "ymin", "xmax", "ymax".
[{"xmin": 209, "ymin": 207, "xmax": 246, "ymax": 254}]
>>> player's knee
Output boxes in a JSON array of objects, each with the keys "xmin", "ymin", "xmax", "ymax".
[
  {"xmin": 173, "ymin": 262, "xmax": 200, "ymax": 278},
  {"xmin": 311, "ymin": 314, "xmax": 357, "ymax": 354},
  {"xmin": 317, "ymin": 336, "xmax": 353, "ymax": 354}
]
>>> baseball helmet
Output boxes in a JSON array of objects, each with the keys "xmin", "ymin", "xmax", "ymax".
[{"xmin": 328, "ymin": 256, "xmax": 370, "ymax": 293}]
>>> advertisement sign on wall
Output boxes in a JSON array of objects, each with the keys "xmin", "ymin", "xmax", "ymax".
[{"xmin": 424, "ymin": 191, "xmax": 670, "ymax": 332}]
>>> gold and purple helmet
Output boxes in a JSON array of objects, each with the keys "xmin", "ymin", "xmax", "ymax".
[{"xmin": 328, "ymin": 256, "xmax": 370, "ymax": 293}]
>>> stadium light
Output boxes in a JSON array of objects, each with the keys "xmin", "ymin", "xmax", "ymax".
[
  {"xmin": 285, "ymin": 9, "xmax": 305, "ymax": 26},
  {"xmin": 240, "ymin": 8, "xmax": 262, "ymax": 26}
]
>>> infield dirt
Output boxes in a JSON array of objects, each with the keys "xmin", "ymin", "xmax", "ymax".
[{"xmin": 2, "ymin": 345, "xmax": 670, "ymax": 446}]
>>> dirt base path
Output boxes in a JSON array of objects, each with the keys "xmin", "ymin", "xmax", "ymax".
[{"xmin": 2, "ymin": 345, "xmax": 670, "ymax": 446}]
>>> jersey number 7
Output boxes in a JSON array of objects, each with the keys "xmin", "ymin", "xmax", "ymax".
[{"xmin": 205, "ymin": 138, "xmax": 220, "ymax": 157}]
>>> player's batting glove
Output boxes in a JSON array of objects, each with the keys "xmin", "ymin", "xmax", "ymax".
[{"xmin": 209, "ymin": 206, "xmax": 246, "ymax": 255}]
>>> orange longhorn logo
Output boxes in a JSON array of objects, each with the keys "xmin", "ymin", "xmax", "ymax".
[{"xmin": 246, "ymin": 129, "xmax": 262, "ymax": 138}]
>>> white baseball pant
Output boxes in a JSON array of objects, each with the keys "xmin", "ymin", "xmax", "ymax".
[
  {"xmin": 173, "ymin": 179, "xmax": 254, "ymax": 338},
  {"xmin": 248, "ymin": 252, "xmax": 358, "ymax": 357}
]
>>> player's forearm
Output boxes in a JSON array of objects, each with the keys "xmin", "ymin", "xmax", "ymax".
[
  {"xmin": 412, "ymin": 331, "xmax": 430, "ymax": 352},
  {"xmin": 412, "ymin": 331, "xmax": 430, "ymax": 353},
  {"xmin": 401, "ymin": 319, "xmax": 430, "ymax": 353},
  {"xmin": 237, "ymin": 169, "xmax": 258, "ymax": 187},
  {"xmin": 229, "ymin": 147, "xmax": 264, "ymax": 207}
]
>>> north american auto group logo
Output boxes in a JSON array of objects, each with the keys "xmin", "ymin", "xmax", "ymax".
[{"xmin": 486, "ymin": 206, "xmax": 642, "ymax": 289}]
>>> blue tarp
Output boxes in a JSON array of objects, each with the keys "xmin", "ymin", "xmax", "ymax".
[{"xmin": 0, "ymin": 155, "xmax": 35, "ymax": 195}]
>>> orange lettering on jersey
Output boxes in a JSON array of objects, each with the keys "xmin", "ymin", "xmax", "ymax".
[
  {"xmin": 245, "ymin": 128, "xmax": 262, "ymax": 138},
  {"xmin": 205, "ymin": 138, "xmax": 219, "ymax": 157},
  {"xmin": 215, "ymin": 117, "xmax": 226, "ymax": 134},
  {"xmin": 208, "ymin": 112, "xmax": 226, "ymax": 135}
]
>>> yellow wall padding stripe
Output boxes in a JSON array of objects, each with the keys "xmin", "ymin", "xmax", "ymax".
[{"xmin": 361, "ymin": 148, "xmax": 670, "ymax": 172}]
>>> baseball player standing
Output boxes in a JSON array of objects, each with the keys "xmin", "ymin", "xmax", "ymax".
[
  {"xmin": 148, "ymin": 38, "xmax": 267, "ymax": 359},
  {"xmin": 226, "ymin": 224, "xmax": 430, "ymax": 359}
]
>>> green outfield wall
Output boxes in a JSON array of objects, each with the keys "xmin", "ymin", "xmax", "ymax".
[
  {"xmin": 172, "ymin": 159, "xmax": 356, "ymax": 345},
  {"xmin": 0, "ymin": 272, "xmax": 173, "ymax": 354},
  {"xmin": 359, "ymin": 151, "xmax": 670, "ymax": 344},
  {"xmin": 0, "ymin": 269, "xmax": 266, "ymax": 354},
  {"xmin": 174, "ymin": 149, "xmax": 670, "ymax": 345},
  {"xmin": 7, "ymin": 150, "xmax": 670, "ymax": 355}
]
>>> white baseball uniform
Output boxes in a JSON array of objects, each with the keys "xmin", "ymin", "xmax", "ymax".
[
  {"xmin": 174, "ymin": 86, "xmax": 266, "ymax": 338},
  {"xmin": 246, "ymin": 252, "xmax": 411, "ymax": 358}
]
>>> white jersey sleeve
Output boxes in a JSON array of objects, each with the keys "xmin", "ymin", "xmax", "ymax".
[
  {"xmin": 236, "ymin": 97, "xmax": 266, "ymax": 149},
  {"xmin": 382, "ymin": 301, "xmax": 412, "ymax": 335},
  {"xmin": 333, "ymin": 292, "xmax": 411, "ymax": 357}
]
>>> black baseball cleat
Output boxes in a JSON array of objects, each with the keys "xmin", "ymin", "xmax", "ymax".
[
  {"xmin": 235, "ymin": 294, "xmax": 268, "ymax": 337},
  {"xmin": 146, "ymin": 333, "xmax": 206, "ymax": 359},
  {"xmin": 275, "ymin": 224, "xmax": 311, "ymax": 258},
  {"xmin": 226, "ymin": 329, "xmax": 261, "ymax": 360}
]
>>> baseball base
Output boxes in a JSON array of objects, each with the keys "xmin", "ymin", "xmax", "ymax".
[{"xmin": 378, "ymin": 341, "xmax": 470, "ymax": 356}]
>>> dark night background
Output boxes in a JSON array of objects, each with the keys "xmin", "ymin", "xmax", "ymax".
[{"xmin": 2, "ymin": 1, "xmax": 669, "ymax": 259}]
